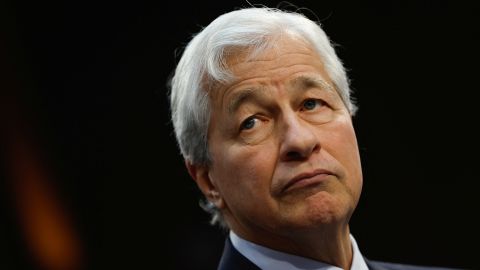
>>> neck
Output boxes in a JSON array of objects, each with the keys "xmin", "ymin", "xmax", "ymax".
[
  {"xmin": 287, "ymin": 225, "xmax": 353, "ymax": 269},
  {"xmin": 233, "ymin": 223, "xmax": 353, "ymax": 269}
]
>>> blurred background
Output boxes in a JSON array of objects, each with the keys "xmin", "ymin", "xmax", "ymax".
[{"xmin": 1, "ymin": 0, "xmax": 478, "ymax": 269}]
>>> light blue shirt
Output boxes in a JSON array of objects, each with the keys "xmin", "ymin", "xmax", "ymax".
[{"xmin": 230, "ymin": 231, "xmax": 369, "ymax": 270}]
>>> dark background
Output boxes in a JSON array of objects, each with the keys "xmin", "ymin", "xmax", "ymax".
[{"xmin": 1, "ymin": 0, "xmax": 478, "ymax": 269}]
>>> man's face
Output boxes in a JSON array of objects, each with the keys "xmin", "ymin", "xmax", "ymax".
[{"xmin": 201, "ymin": 38, "xmax": 362, "ymax": 245}]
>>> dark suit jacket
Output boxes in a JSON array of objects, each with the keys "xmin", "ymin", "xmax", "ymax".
[{"xmin": 218, "ymin": 238, "xmax": 458, "ymax": 270}]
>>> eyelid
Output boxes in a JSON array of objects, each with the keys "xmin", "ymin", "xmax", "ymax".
[
  {"xmin": 300, "ymin": 98, "xmax": 326, "ymax": 110},
  {"xmin": 314, "ymin": 99, "xmax": 326, "ymax": 106},
  {"xmin": 239, "ymin": 113, "xmax": 271, "ymax": 133},
  {"xmin": 240, "ymin": 115, "xmax": 256, "ymax": 131}
]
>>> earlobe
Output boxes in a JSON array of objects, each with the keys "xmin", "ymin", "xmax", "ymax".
[
  {"xmin": 185, "ymin": 160, "xmax": 224, "ymax": 208},
  {"xmin": 208, "ymin": 190, "xmax": 224, "ymax": 209}
]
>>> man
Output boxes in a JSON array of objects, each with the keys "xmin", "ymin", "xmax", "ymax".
[{"xmin": 168, "ymin": 7, "xmax": 458, "ymax": 270}]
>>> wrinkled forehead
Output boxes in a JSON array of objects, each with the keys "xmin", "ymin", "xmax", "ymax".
[
  {"xmin": 205, "ymin": 36, "xmax": 324, "ymax": 100},
  {"xmin": 225, "ymin": 35, "xmax": 313, "ymax": 68}
]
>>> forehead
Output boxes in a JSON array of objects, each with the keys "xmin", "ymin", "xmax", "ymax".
[
  {"xmin": 210, "ymin": 38, "xmax": 333, "ymax": 103},
  {"xmin": 226, "ymin": 38, "xmax": 324, "ymax": 76}
]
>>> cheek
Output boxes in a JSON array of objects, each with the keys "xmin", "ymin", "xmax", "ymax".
[
  {"xmin": 210, "ymin": 142, "xmax": 280, "ymax": 225},
  {"xmin": 326, "ymin": 119, "xmax": 363, "ymax": 189},
  {"xmin": 331, "ymin": 118, "xmax": 360, "ymax": 163},
  {"xmin": 211, "ymin": 142, "xmax": 278, "ymax": 195}
]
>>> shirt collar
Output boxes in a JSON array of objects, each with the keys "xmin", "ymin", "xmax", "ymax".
[{"xmin": 229, "ymin": 231, "xmax": 369, "ymax": 270}]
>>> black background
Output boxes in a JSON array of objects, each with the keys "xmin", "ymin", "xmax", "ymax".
[{"xmin": 1, "ymin": 0, "xmax": 479, "ymax": 269}]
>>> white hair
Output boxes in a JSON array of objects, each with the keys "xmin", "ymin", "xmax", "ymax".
[{"xmin": 169, "ymin": 7, "xmax": 357, "ymax": 227}]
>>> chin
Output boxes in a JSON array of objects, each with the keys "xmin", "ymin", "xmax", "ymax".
[{"xmin": 302, "ymin": 191, "xmax": 353, "ymax": 226}]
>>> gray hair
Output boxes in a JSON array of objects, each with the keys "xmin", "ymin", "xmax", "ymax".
[{"xmin": 169, "ymin": 7, "xmax": 356, "ymax": 227}]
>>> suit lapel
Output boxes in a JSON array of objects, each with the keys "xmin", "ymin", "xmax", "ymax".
[{"xmin": 217, "ymin": 237, "xmax": 261, "ymax": 270}]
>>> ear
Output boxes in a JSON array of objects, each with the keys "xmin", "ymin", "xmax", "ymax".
[{"xmin": 185, "ymin": 160, "xmax": 224, "ymax": 209}]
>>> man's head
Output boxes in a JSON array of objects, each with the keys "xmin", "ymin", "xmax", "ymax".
[{"xmin": 169, "ymin": 7, "xmax": 362, "ymax": 242}]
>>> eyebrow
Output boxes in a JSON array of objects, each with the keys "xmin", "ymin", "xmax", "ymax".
[
  {"xmin": 226, "ymin": 75, "xmax": 335, "ymax": 114},
  {"xmin": 226, "ymin": 86, "xmax": 267, "ymax": 115},
  {"xmin": 290, "ymin": 75, "xmax": 335, "ymax": 93}
]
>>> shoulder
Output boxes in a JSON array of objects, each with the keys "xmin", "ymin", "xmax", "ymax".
[
  {"xmin": 366, "ymin": 259, "xmax": 464, "ymax": 270},
  {"xmin": 217, "ymin": 238, "xmax": 462, "ymax": 270}
]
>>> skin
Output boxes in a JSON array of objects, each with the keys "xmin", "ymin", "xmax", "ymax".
[{"xmin": 187, "ymin": 37, "xmax": 363, "ymax": 269}]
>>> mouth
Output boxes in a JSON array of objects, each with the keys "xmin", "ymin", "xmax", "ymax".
[{"xmin": 282, "ymin": 169, "xmax": 334, "ymax": 194}]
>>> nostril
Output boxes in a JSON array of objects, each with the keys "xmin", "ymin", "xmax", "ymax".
[
  {"xmin": 312, "ymin": 144, "xmax": 320, "ymax": 154},
  {"xmin": 284, "ymin": 143, "xmax": 320, "ymax": 161},
  {"xmin": 286, "ymin": 151, "xmax": 303, "ymax": 160}
]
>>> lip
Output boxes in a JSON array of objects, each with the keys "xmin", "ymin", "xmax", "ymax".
[{"xmin": 282, "ymin": 169, "xmax": 334, "ymax": 193}]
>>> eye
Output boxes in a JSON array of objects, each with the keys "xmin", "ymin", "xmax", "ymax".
[
  {"xmin": 240, "ymin": 116, "xmax": 257, "ymax": 130},
  {"xmin": 302, "ymin": 99, "xmax": 324, "ymax": 111}
]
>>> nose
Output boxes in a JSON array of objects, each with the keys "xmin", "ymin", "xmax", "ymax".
[{"xmin": 279, "ymin": 112, "xmax": 320, "ymax": 162}]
